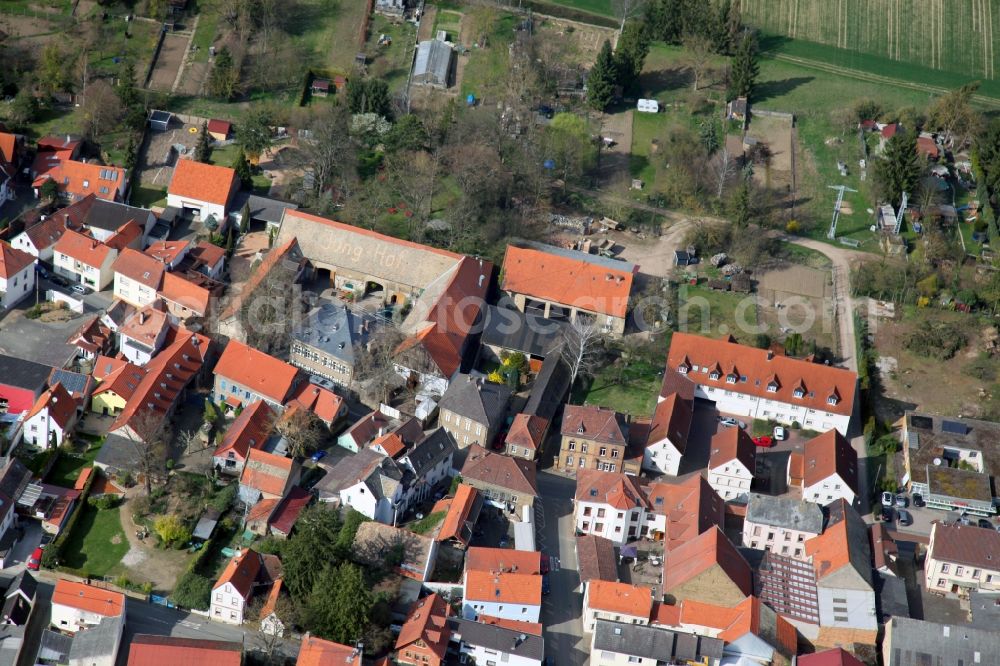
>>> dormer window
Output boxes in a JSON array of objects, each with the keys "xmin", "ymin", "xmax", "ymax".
[
  {"xmin": 827, "ymin": 395, "xmax": 839, "ymax": 406},
  {"xmin": 793, "ymin": 389, "xmax": 805, "ymax": 399},
  {"xmin": 726, "ymin": 374, "xmax": 737, "ymax": 384},
  {"xmin": 709, "ymin": 371, "xmax": 720, "ymax": 381},
  {"xmin": 767, "ymin": 382, "xmax": 778, "ymax": 393},
  {"xmin": 678, "ymin": 365, "xmax": 688, "ymax": 374}
]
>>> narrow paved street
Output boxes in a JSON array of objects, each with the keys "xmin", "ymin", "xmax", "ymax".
[{"xmin": 536, "ymin": 471, "xmax": 589, "ymax": 665}]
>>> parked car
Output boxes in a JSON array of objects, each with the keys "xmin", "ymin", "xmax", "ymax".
[
  {"xmin": 881, "ymin": 506, "xmax": 894, "ymax": 522},
  {"xmin": 71, "ymin": 284, "xmax": 88, "ymax": 295},
  {"xmin": 50, "ymin": 274, "xmax": 69, "ymax": 287},
  {"xmin": 719, "ymin": 416, "xmax": 745, "ymax": 429},
  {"xmin": 959, "ymin": 513, "xmax": 973, "ymax": 526},
  {"xmin": 912, "ymin": 493, "xmax": 925, "ymax": 507},
  {"xmin": 753, "ymin": 436, "xmax": 774, "ymax": 448},
  {"xmin": 773, "ymin": 426, "xmax": 787, "ymax": 440},
  {"xmin": 542, "ymin": 574, "xmax": 550, "ymax": 595},
  {"xmin": 978, "ymin": 518, "xmax": 994, "ymax": 530},
  {"xmin": 36, "ymin": 265, "xmax": 49, "ymax": 279},
  {"xmin": 538, "ymin": 105, "xmax": 555, "ymax": 119},
  {"xmin": 897, "ymin": 509, "xmax": 913, "ymax": 527},
  {"xmin": 881, "ymin": 492, "xmax": 895, "ymax": 508},
  {"xmin": 310, "ymin": 450, "xmax": 328, "ymax": 463},
  {"xmin": 894, "ymin": 494, "xmax": 908, "ymax": 508},
  {"xmin": 27, "ymin": 548, "xmax": 42, "ymax": 571}
]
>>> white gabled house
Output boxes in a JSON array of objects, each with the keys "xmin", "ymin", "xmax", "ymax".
[
  {"xmin": 0, "ymin": 241, "xmax": 36, "ymax": 311},
  {"xmin": 707, "ymin": 427, "xmax": 755, "ymax": 502},
  {"xmin": 802, "ymin": 429, "xmax": 859, "ymax": 506},
  {"xmin": 210, "ymin": 548, "xmax": 280, "ymax": 626},
  {"xmin": 23, "ymin": 382, "xmax": 78, "ymax": 449},
  {"xmin": 641, "ymin": 392, "xmax": 693, "ymax": 476}
]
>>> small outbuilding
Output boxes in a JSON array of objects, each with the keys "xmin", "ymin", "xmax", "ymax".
[
  {"xmin": 207, "ymin": 119, "xmax": 232, "ymax": 141},
  {"xmin": 413, "ymin": 39, "xmax": 454, "ymax": 88},
  {"xmin": 148, "ymin": 110, "xmax": 172, "ymax": 132},
  {"xmin": 311, "ymin": 79, "xmax": 331, "ymax": 97}
]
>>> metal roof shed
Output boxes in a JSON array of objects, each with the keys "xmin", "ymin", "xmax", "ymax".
[{"xmin": 413, "ymin": 39, "xmax": 453, "ymax": 88}]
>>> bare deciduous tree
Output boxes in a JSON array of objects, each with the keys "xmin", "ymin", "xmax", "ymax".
[
  {"xmin": 301, "ymin": 104, "xmax": 357, "ymax": 199},
  {"xmin": 248, "ymin": 591, "xmax": 298, "ymax": 665},
  {"xmin": 118, "ymin": 411, "xmax": 172, "ymax": 496},
  {"xmin": 275, "ymin": 408, "xmax": 324, "ymax": 459},
  {"xmin": 81, "ymin": 79, "xmax": 121, "ymax": 140},
  {"xmin": 561, "ymin": 318, "xmax": 605, "ymax": 393},
  {"xmin": 682, "ymin": 35, "xmax": 714, "ymax": 92},
  {"xmin": 711, "ymin": 148, "xmax": 737, "ymax": 198},
  {"xmin": 353, "ymin": 327, "xmax": 407, "ymax": 406}
]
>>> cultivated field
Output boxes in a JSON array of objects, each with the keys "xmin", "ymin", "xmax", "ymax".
[{"xmin": 743, "ymin": 0, "xmax": 999, "ymax": 80}]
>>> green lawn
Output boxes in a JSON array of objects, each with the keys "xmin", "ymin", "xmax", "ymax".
[
  {"xmin": 191, "ymin": 0, "xmax": 221, "ymax": 63},
  {"xmin": 365, "ymin": 15, "xmax": 419, "ymax": 93},
  {"xmin": 574, "ymin": 360, "xmax": 661, "ymax": 417},
  {"xmin": 460, "ymin": 14, "xmax": 518, "ymax": 98},
  {"xmin": 47, "ymin": 443, "xmax": 104, "ymax": 488},
  {"xmin": 677, "ymin": 282, "xmax": 759, "ymax": 340},
  {"xmin": 433, "ymin": 9, "xmax": 463, "ymax": 39},
  {"xmin": 410, "ymin": 511, "xmax": 446, "ymax": 535},
  {"xmin": 61, "ymin": 506, "xmax": 129, "ymax": 577},
  {"xmin": 532, "ymin": 0, "xmax": 613, "ymax": 18},
  {"xmin": 130, "ymin": 185, "xmax": 167, "ymax": 208},
  {"xmin": 743, "ymin": 0, "xmax": 1000, "ymax": 87}
]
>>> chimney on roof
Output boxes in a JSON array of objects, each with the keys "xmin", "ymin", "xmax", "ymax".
[
  {"xmin": 139, "ymin": 312, "xmax": 146, "ymax": 324},
  {"xmin": 767, "ymin": 350, "xmax": 774, "ymax": 360}
]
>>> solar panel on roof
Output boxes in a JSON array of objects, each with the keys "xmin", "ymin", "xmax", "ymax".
[{"xmin": 942, "ymin": 420, "xmax": 969, "ymax": 435}]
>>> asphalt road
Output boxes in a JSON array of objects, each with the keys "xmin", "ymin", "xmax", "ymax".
[
  {"xmin": 19, "ymin": 577, "xmax": 300, "ymax": 666},
  {"xmin": 536, "ymin": 471, "xmax": 588, "ymax": 665}
]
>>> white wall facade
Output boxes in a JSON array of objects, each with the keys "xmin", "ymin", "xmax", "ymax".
[
  {"xmin": 691, "ymin": 383, "xmax": 851, "ymax": 436},
  {"xmin": 50, "ymin": 604, "xmax": 116, "ymax": 634},
  {"xmin": 113, "ymin": 272, "xmax": 158, "ymax": 308},
  {"xmin": 816, "ymin": 585, "xmax": 877, "ymax": 631},
  {"xmin": 741, "ymin": 520, "xmax": 818, "ymax": 560},
  {"xmin": 575, "ymin": 500, "xmax": 645, "ymax": 546},
  {"xmin": 340, "ymin": 479, "xmax": 402, "ymax": 525},
  {"xmin": 803, "ymin": 473, "xmax": 856, "ymax": 506},
  {"xmin": 11, "ymin": 231, "xmax": 51, "ymax": 261},
  {"xmin": 462, "ymin": 597, "xmax": 541, "ymax": 623},
  {"xmin": 925, "ymin": 556, "xmax": 1000, "ymax": 595},
  {"xmin": 23, "ymin": 406, "xmax": 71, "ymax": 449},
  {"xmin": 166, "ymin": 194, "xmax": 227, "ymax": 222},
  {"xmin": 708, "ymin": 461, "xmax": 752, "ymax": 502},
  {"xmin": 0, "ymin": 263, "xmax": 34, "ymax": 310},
  {"xmin": 460, "ymin": 641, "xmax": 542, "ymax": 666},
  {"xmin": 641, "ymin": 437, "xmax": 682, "ymax": 476},
  {"xmin": 210, "ymin": 581, "xmax": 247, "ymax": 625},
  {"xmin": 54, "ymin": 250, "xmax": 115, "ymax": 289}
]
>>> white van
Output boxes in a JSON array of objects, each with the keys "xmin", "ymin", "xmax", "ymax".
[{"xmin": 637, "ymin": 99, "xmax": 659, "ymax": 113}]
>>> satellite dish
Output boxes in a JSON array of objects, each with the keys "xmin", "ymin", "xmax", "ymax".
[{"xmin": 933, "ymin": 457, "xmax": 942, "ymax": 466}]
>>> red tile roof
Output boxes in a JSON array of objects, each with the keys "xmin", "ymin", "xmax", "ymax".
[
  {"xmin": 575, "ymin": 469, "xmax": 647, "ymax": 510},
  {"xmin": 709, "ymin": 427, "xmax": 756, "ymax": 472},
  {"xmin": 144, "ymin": 240, "xmax": 190, "ymax": 265},
  {"xmin": 645, "ymin": 474, "xmax": 725, "ymax": 549},
  {"xmin": 561, "ymin": 404, "xmax": 628, "ymax": 444},
  {"xmin": 214, "ymin": 400, "xmax": 275, "ymax": 462},
  {"xmin": 645, "ymin": 391, "xmax": 693, "ymax": 453},
  {"xmin": 189, "ymin": 241, "xmax": 226, "ymax": 268},
  {"xmin": 461, "ymin": 445, "xmax": 538, "ymax": 497},
  {"xmin": 213, "ymin": 548, "xmax": 271, "ymax": 599},
  {"xmin": 0, "ymin": 241, "xmax": 34, "ymax": 280},
  {"xmin": 33, "ymin": 159, "xmax": 125, "ymax": 201},
  {"xmin": 667, "ymin": 333, "xmax": 857, "ymax": 417},
  {"xmin": 52, "ymin": 579, "xmax": 124, "ymax": 617},
  {"xmin": 268, "ymin": 486, "xmax": 311, "ymax": 535},
  {"xmin": 501, "ymin": 242, "xmax": 634, "ymax": 318},
  {"xmin": 586, "ymin": 580, "xmax": 653, "ymax": 618},
  {"xmin": 168, "ymin": 159, "xmax": 237, "ymax": 206},
  {"xmin": 465, "ymin": 547, "xmax": 542, "ymax": 575},
  {"xmin": 796, "ymin": 648, "xmax": 866, "ymax": 666},
  {"xmin": 93, "ymin": 360, "xmax": 145, "ymax": 402},
  {"xmin": 119, "ymin": 304, "xmax": 169, "ymax": 348},
  {"xmin": 476, "ymin": 615, "xmax": 543, "ymax": 635},
  {"xmin": 680, "ymin": 596, "xmax": 797, "ymax": 655},
  {"xmin": 126, "ymin": 635, "xmax": 243, "ymax": 666},
  {"xmin": 505, "ymin": 413, "xmax": 548, "ymax": 451},
  {"xmin": 105, "ymin": 220, "xmax": 142, "ymax": 251},
  {"xmin": 661, "ymin": 526, "xmax": 752, "ymax": 600},
  {"xmin": 881, "ymin": 123, "xmax": 899, "ymax": 139},
  {"xmin": 215, "ymin": 339, "xmax": 300, "ymax": 405},
  {"xmin": 285, "ymin": 382, "xmax": 343, "ymax": 424},
  {"xmin": 207, "ymin": 119, "xmax": 232, "ymax": 136},
  {"xmin": 296, "ymin": 635, "xmax": 362, "ymax": 666},
  {"xmin": 576, "ymin": 535, "xmax": 619, "ymax": 584},
  {"xmin": 395, "ymin": 593, "xmax": 451, "ymax": 659},
  {"xmin": 110, "ymin": 329, "xmax": 210, "ymax": 434},
  {"xmin": 54, "ymin": 229, "xmax": 111, "ymax": 268},
  {"xmin": 803, "ymin": 429, "xmax": 858, "ymax": 492},
  {"xmin": 20, "ymin": 216, "xmax": 66, "ymax": 252},
  {"xmin": 113, "ymin": 248, "xmax": 165, "ymax": 289},
  {"xmin": 372, "ymin": 432, "xmax": 407, "ymax": 458},
  {"xmin": 0, "ymin": 132, "xmax": 17, "ymax": 165},
  {"xmin": 26, "ymin": 382, "xmax": 76, "ymax": 429},
  {"xmin": 240, "ymin": 448, "xmax": 295, "ymax": 497},
  {"xmin": 437, "ymin": 483, "xmax": 479, "ymax": 546},
  {"xmin": 159, "ymin": 272, "xmax": 212, "ymax": 315},
  {"xmin": 466, "ymin": 570, "xmax": 541, "ymax": 605},
  {"xmin": 917, "ymin": 136, "xmax": 939, "ymax": 158}
]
